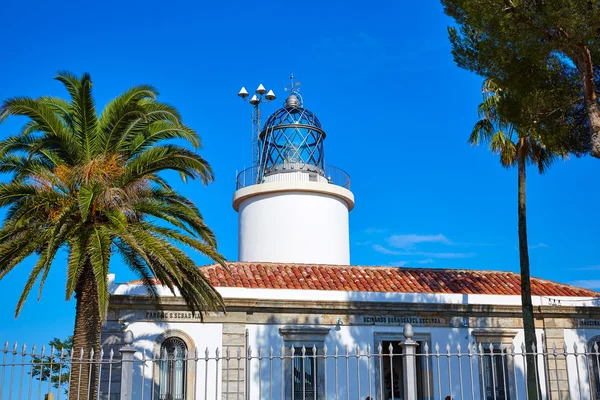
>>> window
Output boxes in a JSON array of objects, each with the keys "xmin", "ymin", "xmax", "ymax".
[
  {"xmin": 292, "ymin": 346, "xmax": 317, "ymax": 398},
  {"xmin": 158, "ymin": 337, "xmax": 187, "ymax": 400},
  {"xmin": 280, "ymin": 326, "xmax": 330, "ymax": 400},
  {"xmin": 472, "ymin": 331, "xmax": 517, "ymax": 400},
  {"xmin": 482, "ymin": 347, "xmax": 510, "ymax": 400}
]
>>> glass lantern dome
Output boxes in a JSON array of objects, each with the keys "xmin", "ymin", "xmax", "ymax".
[{"xmin": 258, "ymin": 93, "xmax": 326, "ymax": 177}]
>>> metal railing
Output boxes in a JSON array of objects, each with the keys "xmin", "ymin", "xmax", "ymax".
[
  {"xmin": 1, "ymin": 326, "xmax": 600, "ymax": 400},
  {"xmin": 235, "ymin": 164, "xmax": 351, "ymax": 190}
]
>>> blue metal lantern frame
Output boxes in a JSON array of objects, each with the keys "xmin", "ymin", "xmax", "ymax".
[{"xmin": 259, "ymin": 105, "xmax": 326, "ymax": 177}]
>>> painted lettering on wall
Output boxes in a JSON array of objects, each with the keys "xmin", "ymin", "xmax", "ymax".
[
  {"xmin": 578, "ymin": 319, "xmax": 600, "ymax": 328},
  {"xmin": 357, "ymin": 315, "xmax": 446, "ymax": 326},
  {"xmin": 144, "ymin": 311, "xmax": 203, "ymax": 320}
]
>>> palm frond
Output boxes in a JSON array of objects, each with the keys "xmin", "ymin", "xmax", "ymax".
[{"xmin": 0, "ymin": 71, "xmax": 224, "ymax": 326}]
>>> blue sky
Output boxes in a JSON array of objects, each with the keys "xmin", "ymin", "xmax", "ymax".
[{"xmin": 0, "ymin": 0, "xmax": 598, "ymax": 346}]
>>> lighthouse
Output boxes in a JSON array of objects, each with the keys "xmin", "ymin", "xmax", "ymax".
[{"xmin": 234, "ymin": 81, "xmax": 354, "ymax": 265}]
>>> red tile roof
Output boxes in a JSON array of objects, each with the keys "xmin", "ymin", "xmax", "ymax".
[{"xmin": 128, "ymin": 262, "xmax": 599, "ymax": 297}]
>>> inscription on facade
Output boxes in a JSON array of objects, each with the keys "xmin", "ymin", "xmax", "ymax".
[
  {"xmin": 144, "ymin": 311, "xmax": 203, "ymax": 320},
  {"xmin": 577, "ymin": 319, "xmax": 600, "ymax": 328},
  {"xmin": 353, "ymin": 315, "xmax": 447, "ymax": 326}
]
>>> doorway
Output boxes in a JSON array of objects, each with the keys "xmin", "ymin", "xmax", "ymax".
[{"xmin": 380, "ymin": 340, "xmax": 427, "ymax": 400}]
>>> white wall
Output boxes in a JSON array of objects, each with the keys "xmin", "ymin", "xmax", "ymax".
[
  {"xmin": 125, "ymin": 321, "xmax": 222, "ymax": 400},
  {"xmin": 563, "ymin": 328, "xmax": 600, "ymax": 400},
  {"xmin": 245, "ymin": 324, "xmax": 546, "ymax": 400},
  {"xmin": 238, "ymin": 191, "xmax": 350, "ymax": 265}
]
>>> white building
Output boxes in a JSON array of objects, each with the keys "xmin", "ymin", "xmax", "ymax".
[{"xmin": 103, "ymin": 88, "xmax": 600, "ymax": 400}]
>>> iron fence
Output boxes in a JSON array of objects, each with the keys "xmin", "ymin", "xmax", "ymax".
[
  {"xmin": 235, "ymin": 164, "xmax": 351, "ymax": 190},
  {"xmin": 1, "ymin": 328, "xmax": 600, "ymax": 400}
]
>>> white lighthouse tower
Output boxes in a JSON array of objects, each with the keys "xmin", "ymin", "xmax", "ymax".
[{"xmin": 234, "ymin": 82, "xmax": 354, "ymax": 265}]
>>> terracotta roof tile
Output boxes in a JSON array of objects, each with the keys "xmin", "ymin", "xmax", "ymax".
[{"xmin": 127, "ymin": 262, "xmax": 600, "ymax": 297}]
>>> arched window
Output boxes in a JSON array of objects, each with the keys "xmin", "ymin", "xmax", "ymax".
[{"xmin": 158, "ymin": 337, "xmax": 187, "ymax": 400}]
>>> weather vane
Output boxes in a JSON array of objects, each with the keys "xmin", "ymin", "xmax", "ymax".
[
  {"xmin": 285, "ymin": 73, "xmax": 302, "ymax": 93},
  {"xmin": 284, "ymin": 73, "xmax": 303, "ymax": 105}
]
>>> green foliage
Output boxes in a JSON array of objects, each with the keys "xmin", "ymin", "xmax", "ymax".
[
  {"xmin": 469, "ymin": 77, "xmax": 563, "ymax": 171},
  {"xmin": 0, "ymin": 71, "xmax": 226, "ymax": 320},
  {"xmin": 442, "ymin": 0, "xmax": 598, "ymax": 155},
  {"xmin": 30, "ymin": 336, "xmax": 73, "ymax": 392}
]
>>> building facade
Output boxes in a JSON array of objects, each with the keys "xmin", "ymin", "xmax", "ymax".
[{"xmin": 102, "ymin": 87, "xmax": 600, "ymax": 400}]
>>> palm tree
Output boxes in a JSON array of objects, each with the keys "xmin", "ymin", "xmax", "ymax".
[
  {"xmin": 0, "ymin": 72, "xmax": 226, "ymax": 399},
  {"xmin": 470, "ymin": 77, "xmax": 563, "ymax": 399}
]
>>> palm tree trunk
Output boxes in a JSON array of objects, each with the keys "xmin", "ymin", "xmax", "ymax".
[
  {"xmin": 518, "ymin": 142, "xmax": 539, "ymax": 400},
  {"xmin": 69, "ymin": 264, "xmax": 101, "ymax": 400}
]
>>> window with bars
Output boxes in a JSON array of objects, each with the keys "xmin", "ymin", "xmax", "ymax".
[
  {"xmin": 482, "ymin": 348, "xmax": 510, "ymax": 400},
  {"xmin": 292, "ymin": 347, "xmax": 318, "ymax": 398},
  {"xmin": 590, "ymin": 339, "xmax": 600, "ymax": 400},
  {"xmin": 158, "ymin": 337, "xmax": 187, "ymax": 400},
  {"xmin": 279, "ymin": 326, "xmax": 330, "ymax": 400}
]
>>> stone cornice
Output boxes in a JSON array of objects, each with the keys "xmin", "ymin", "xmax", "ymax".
[{"xmin": 108, "ymin": 294, "xmax": 600, "ymax": 318}]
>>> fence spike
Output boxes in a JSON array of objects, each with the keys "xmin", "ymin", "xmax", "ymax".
[
  {"xmin": 21, "ymin": 344, "xmax": 26, "ymax": 356},
  {"xmin": 12, "ymin": 342, "xmax": 18, "ymax": 353},
  {"xmin": 573, "ymin": 342, "xmax": 579, "ymax": 355},
  {"xmin": 269, "ymin": 346, "xmax": 274, "ymax": 358},
  {"xmin": 302, "ymin": 345, "xmax": 306, "ymax": 356},
  {"xmin": 79, "ymin": 347, "xmax": 84, "ymax": 359},
  {"xmin": 205, "ymin": 347, "xmax": 210, "ymax": 360},
  {"xmin": 488, "ymin": 343, "xmax": 494, "ymax": 352},
  {"xmin": 258, "ymin": 346, "xmax": 263, "ymax": 358},
  {"xmin": 457, "ymin": 343, "xmax": 462, "ymax": 354},
  {"xmin": 247, "ymin": 345, "xmax": 252, "ymax": 358},
  {"xmin": 195, "ymin": 347, "xmax": 199, "ymax": 359},
  {"xmin": 280, "ymin": 345, "xmax": 285, "ymax": 357},
  {"xmin": 3, "ymin": 341, "xmax": 7, "ymax": 352},
  {"xmin": 226, "ymin": 347, "xmax": 230, "ymax": 358},
  {"xmin": 215, "ymin": 347, "xmax": 220, "ymax": 359},
  {"xmin": 377, "ymin": 342, "xmax": 382, "ymax": 354},
  {"xmin": 531, "ymin": 342, "xmax": 537, "ymax": 353},
  {"xmin": 480, "ymin": 343, "xmax": 485, "ymax": 354},
  {"xmin": 467, "ymin": 343, "xmax": 472, "ymax": 354},
  {"xmin": 388, "ymin": 342, "xmax": 394, "ymax": 355},
  {"xmin": 40, "ymin": 345, "xmax": 45, "ymax": 358},
  {"xmin": 323, "ymin": 344, "xmax": 328, "ymax": 355},
  {"xmin": 89, "ymin": 348, "xmax": 95, "ymax": 360},
  {"xmin": 435, "ymin": 343, "xmax": 440, "ymax": 354},
  {"xmin": 511, "ymin": 343, "xmax": 515, "ymax": 353},
  {"xmin": 32, "ymin": 345, "xmax": 37, "ymax": 357},
  {"xmin": 313, "ymin": 344, "xmax": 318, "ymax": 356},
  {"xmin": 594, "ymin": 342, "xmax": 599, "ymax": 353},
  {"xmin": 346, "ymin": 345, "xmax": 350, "ymax": 356},
  {"xmin": 424, "ymin": 342, "xmax": 429, "ymax": 354},
  {"xmin": 563, "ymin": 343, "xmax": 568, "ymax": 355},
  {"xmin": 355, "ymin": 344, "xmax": 360, "ymax": 356},
  {"xmin": 446, "ymin": 343, "xmax": 451, "ymax": 354},
  {"xmin": 583, "ymin": 343, "xmax": 589, "ymax": 353},
  {"xmin": 335, "ymin": 346, "xmax": 339, "ymax": 357},
  {"xmin": 184, "ymin": 348, "xmax": 189, "ymax": 358},
  {"xmin": 366, "ymin": 343, "xmax": 370, "ymax": 355},
  {"xmin": 109, "ymin": 348, "xmax": 114, "ymax": 360},
  {"xmin": 237, "ymin": 347, "xmax": 241, "ymax": 358}
]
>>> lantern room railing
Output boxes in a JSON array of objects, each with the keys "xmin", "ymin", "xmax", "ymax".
[{"xmin": 235, "ymin": 164, "xmax": 351, "ymax": 191}]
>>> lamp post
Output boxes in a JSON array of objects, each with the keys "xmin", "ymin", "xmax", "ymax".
[{"xmin": 238, "ymin": 84, "xmax": 276, "ymax": 169}]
